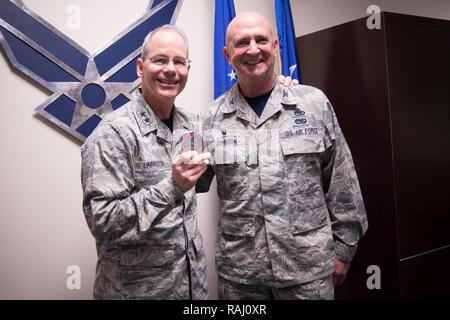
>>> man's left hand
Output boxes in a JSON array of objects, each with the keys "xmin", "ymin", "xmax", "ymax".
[{"xmin": 333, "ymin": 259, "xmax": 350, "ymax": 287}]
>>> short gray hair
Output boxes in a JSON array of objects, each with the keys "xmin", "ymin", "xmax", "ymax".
[{"xmin": 141, "ymin": 24, "xmax": 189, "ymax": 60}]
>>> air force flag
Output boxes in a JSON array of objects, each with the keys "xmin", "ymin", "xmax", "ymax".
[
  {"xmin": 275, "ymin": 0, "xmax": 301, "ymax": 83},
  {"xmin": 214, "ymin": 0, "xmax": 236, "ymax": 99}
]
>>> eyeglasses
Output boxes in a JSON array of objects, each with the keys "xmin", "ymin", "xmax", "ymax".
[{"xmin": 147, "ymin": 55, "xmax": 191, "ymax": 70}]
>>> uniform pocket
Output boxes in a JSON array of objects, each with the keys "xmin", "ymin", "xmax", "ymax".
[
  {"xmin": 280, "ymin": 134, "xmax": 326, "ymax": 156},
  {"xmin": 119, "ymin": 244, "xmax": 184, "ymax": 297},
  {"xmin": 120, "ymin": 245, "xmax": 180, "ymax": 267},
  {"xmin": 218, "ymin": 214, "xmax": 256, "ymax": 270},
  {"xmin": 289, "ymin": 202, "xmax": 328, "ymax": 235},
  {"xmin": 215, "ymin": 164, "xmax": 251, "ymax": 200},
  {"xmin": 211, "ymin": 134, "xmax": 248, "ymax": 165},
  {"xmin": 134, "ymin": 160, "xmax": 170, "ymax": 187},
  {"xmin": 289, "ymin": 205, "xmax": 334, "ymax": 266},
  {"xmin": 221, "ymin": 214, "xmax": 255, "ymax": 237},
  {"xmin": 280, "ymin": 137, "xmax": 324, "ymax": 195}
]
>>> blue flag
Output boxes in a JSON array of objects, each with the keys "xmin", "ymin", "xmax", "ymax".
[
  {"xmin": 214, "ymin": 0, "xmax": 236, "ymax": 98},
  {"xmin": 275, "ymin": 0, "xmax": 301, "ymax": 83}
]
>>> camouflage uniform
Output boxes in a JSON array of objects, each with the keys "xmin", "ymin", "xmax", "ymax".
[
  {"xmin": 81, "ymin": 94, "xmax": 207, "ymax": 299},
  {"xmin": 218, "ymin": 274, "xmax": 334, "ymax": 300},
  {"xmin": 197, "ymin": 83, "xmax": 368, "ymax": 294}
]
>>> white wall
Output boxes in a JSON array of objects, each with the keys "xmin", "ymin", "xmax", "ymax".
[{"xmin": 0, "ymin": 0, "xmax": 448, "ymax": 299}]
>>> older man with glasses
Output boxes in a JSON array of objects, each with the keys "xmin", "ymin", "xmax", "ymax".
[{"xmin": 81, "ymin": 25, "xmax": 210, "ymax": 300}]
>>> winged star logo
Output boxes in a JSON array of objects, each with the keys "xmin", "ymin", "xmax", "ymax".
[{"xmin": 0, "ymin": 0, "xmax": 183, "ymax": 141}]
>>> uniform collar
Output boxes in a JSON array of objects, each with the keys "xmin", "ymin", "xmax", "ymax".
[
  {"xmin": 133, "ymin": 94, "xmax": 193, "ymax": 141},
  {"xmin": 221, "ymin": 84, "xmax": 240, "ymax": 114},
  {"xmin": 220, "ymin": 84, "xmax": 253, "ymax": 124},
  {"xmin": 134, "ymin": 94, "xmax": 158, "ymax": 136},
  {"xmin": 275, "ymin": 82, "xmax": 298, "ymax": 106},
  {"xmin": 220, "ymin": 82, "xmax": 298, "ymax": 126}
]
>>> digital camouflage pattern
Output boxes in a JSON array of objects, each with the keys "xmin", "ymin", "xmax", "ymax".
[
  {"xmin": 218, "ymin": 275, "xmax": 334, "ymax": 300},
  {"xmin": 197, "ymin": 83, "xmax": 368, "ymax": 288},
  {"xmin": 81, "ymin": 94, "xmax": 207, "ymax": 299}
]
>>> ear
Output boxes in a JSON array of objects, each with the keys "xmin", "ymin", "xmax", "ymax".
[
  {"xmin": 136, "ymin": 58, "xmax": 143, "ymax": 78},
  {"xmin": 223, "ymin": 46, "xmax": 231, "ymax": 64},
  {"xmin": 273, "ymin": 37, "xmax": 279, "ymax": 53}
]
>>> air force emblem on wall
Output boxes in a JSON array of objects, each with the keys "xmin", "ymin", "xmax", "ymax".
[{"xmin": 0, "ymin": 0, "xmax": 183, "ymax": 141}]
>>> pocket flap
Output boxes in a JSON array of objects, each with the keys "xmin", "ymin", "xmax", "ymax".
[
  {"xmin": 280, "ymin": 136, "xmax": 325, "ymax": 155},
  {"xmin": 291, "ymin": 205, "xmax": 328, "ymax": 235},
  {"xmin": 221, "ymin": 215, "xmax": 255, "ymax": 237},
  {"xmin": 212, "ymin": 135, "xmax": 247, "ymax": 165},
  {"xmin": 120, "ymin": 245, "xmax": 179, "ymax": 267},
  {"xmin": 215, "ymin": 164, "xmax": 250, "ymax": 200}
]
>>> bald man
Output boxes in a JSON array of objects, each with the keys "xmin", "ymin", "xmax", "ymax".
[{"xmin": 197, "ymin": 12, "xmax": 368, "ymax": 299}]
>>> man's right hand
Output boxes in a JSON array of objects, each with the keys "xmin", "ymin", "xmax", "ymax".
[
  {"xmin": 278, "ymin": 75, "xmax": 299, "ymax": 86},
  {"xmin": 172, "ymin": 151, "xmax": 211, "ymax": 193},
  {"xmin": 333, "ymin": 259, "xmax": 350, "ymax": 287}
]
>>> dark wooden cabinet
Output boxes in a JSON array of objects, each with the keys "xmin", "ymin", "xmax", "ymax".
[{"xmin": 297, "ymin": 12, "xmax": 450, "ymax": 299}]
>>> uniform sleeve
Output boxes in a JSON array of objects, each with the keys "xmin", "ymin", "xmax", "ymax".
[
  {"xmin": 81, "ymin": 123, "xmax": 184, "ymax": 243},
  {"xmin": 321, "ymin": 99, "xmax": 368, "ymax": 262}
]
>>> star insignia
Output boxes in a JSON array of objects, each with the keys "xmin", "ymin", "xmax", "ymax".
[{"xmin": 227, "ymin": 69, "xmax": 237, "ymax": 81}]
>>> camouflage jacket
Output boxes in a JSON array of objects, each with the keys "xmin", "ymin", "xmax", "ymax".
[
  {"xmin": 81, "ymin": 94, "xmax": 207, "ymax": 299},
  {"xmin": 197, "ymin": 83, "xmax": 368, "ymax": 287}
]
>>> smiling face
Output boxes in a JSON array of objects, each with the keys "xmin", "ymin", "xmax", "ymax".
[
  {"xmin": 137, "ymin": 28, "xmax": 189, "ymax": 113},
  {"xmin": 224, "ymin": 12, "xmax": 278, "ymax": 95}
]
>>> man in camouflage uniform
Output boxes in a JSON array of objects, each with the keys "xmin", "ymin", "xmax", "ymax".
[
  {"xmin": 81, "ymin": 25, "xmax": 209, "ymax": 299},
  {"xmin": 197, "ymin": 12, "xmax": 368, "ymax": 299}
]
